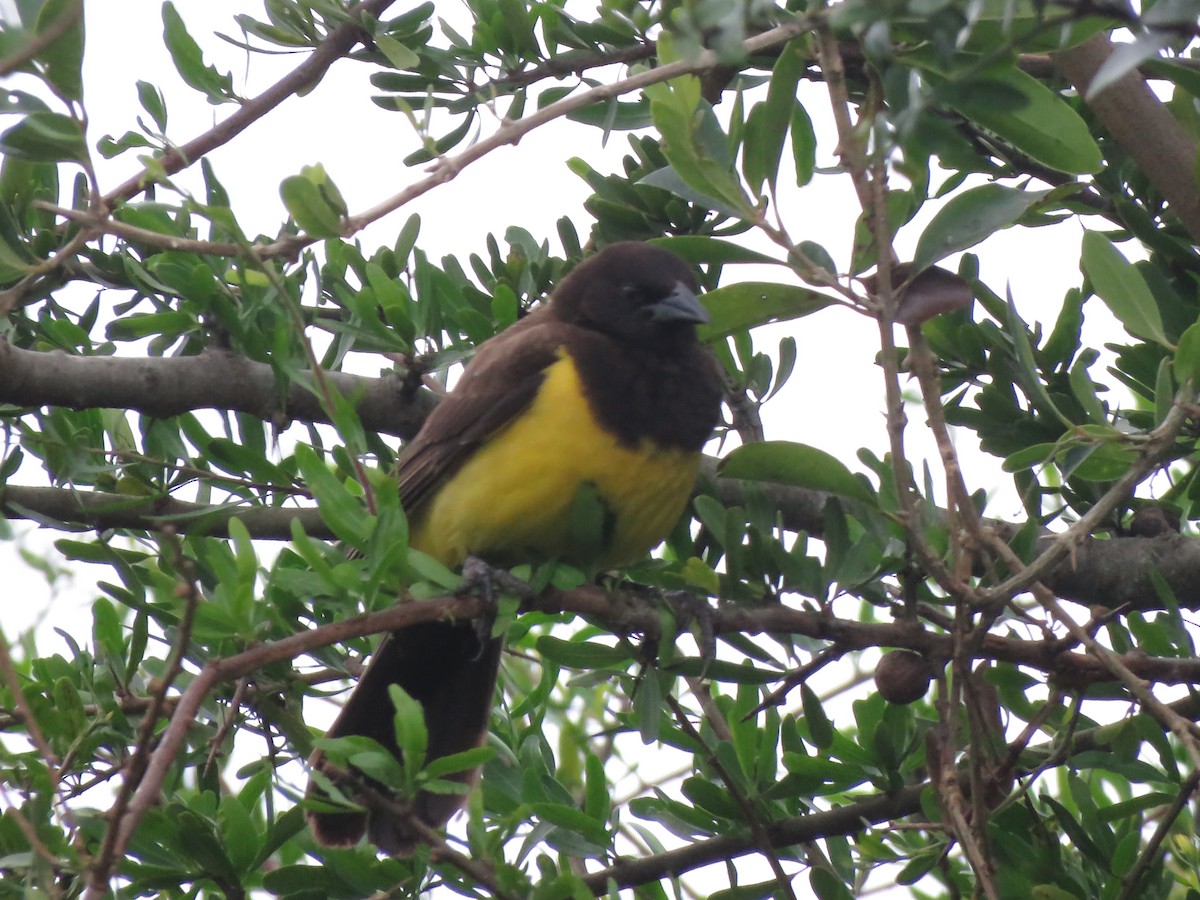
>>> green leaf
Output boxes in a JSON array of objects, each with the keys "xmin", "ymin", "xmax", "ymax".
[
  {"xmin": 404, "ymin": 548, "xmax": 461, "ymax": 590},
  {"xmin": 218, "ymin": 794, "xmax": 260, "ymax": 875},
  {"xmin": 536, "ymin": 635, "xmax": 630, "ymax": 669},
  {"xmin": 423, "ymin": 745, "xmax": 493, "ymax": 780},
  {"xmin": 279, "ymin": 164, "xmax": 346, "ymax": 238},
  {"xmin": 293, "ymin": 444, "xmax": 370, "ymax": 548},
  {"xmin": 1176, "ymin": 319, "xmax": 1200, "ymax": 385},
  {"xmin": 35, "ymin": 0, "xmax": 84, "ymax": 101},
  {"xmin": 162, "ymin": 2, "xmax": 234, "ymax": 103},
  {"xmin": 0, "ymin": 111, "xmax": 86, "ymax": 162},
  {"xmin": 800, "ymin": 684, "xmax": 834, "ymax": 750},
  {"xmin": 699, "ymin": 282, "xmax": 837, "ymax": 340},
  {"xmin": 177, "ymin": 808, "xmax": 237, "ymax": 880},
  {"xmin": 0, "ymin": 89, "xmax": 51, "ymax": 116},
  {"xmin": 137, "ymin": 80, "xmax": 167, "ymax": 132},
  {"xmin": 645, "ymin": 63, "xmax": 752, "ymax": 217},
  {"xmin": 262, "ymin": 865, "xmax": 351, "ymax": 896},
  {"xmin": 710, "ymin": 879, "xmax": 787, "ymax": 900},
  {"xmin": 809, "ymin": 861, "xmax": 854, "ymax": 899},
  {"xmin": 106, "ymin": 311, "xmax": 195, "ymax": 341},
  {"xmin": 650, "ymin": 235, "xmax": 785, "ymax": 267},
  {"xmin": 584, "ymin": 752, "xmax": 609, "ymax": 823},
  {"xmin": 567, "ymin": 96, "xmax": 652, "ymax": 131},
  {"xmin": 375, "ymin": 34, "xmax": 420, "ymax": 69},
  {"xmin": 1080, "ymin": 231, "xmax": 1170, "ymax": 347},
  {"xmin": 929, "ymin": 65, "xmax": 1102, "ymax": 174},
  {"xmin": 681, "ymin": 776, "xmax": 740, "ymax": 819},
  {"xmin": 1042, "ymin": 795, "xmax": 1108, "ymax": 866},
  {"xmin": 528, "ymin": 802, "xmax": 610, "ymax": 848},
  {"xmin": 91, "ymin": 596, "xmax": 124, "ymax": 665},
  {"xmin": 1068, "ymin": 349, "xmax": 1107, "ymax": 423},
  {"xmin": 388, "ymin": 683, "xmax": 428, "ymax": 781},
  {"xmin": 1004, "ymin": 292, "xmax": 1073, "ymax": 428},
  {"xmin": 791, "ymin": 102, "xmax": 817, "ymax": 187},
  {"xmin": 912, "ymin": 184, "xmax": 1051, "ymax": 273},
  {"xmin": 719, "ymin": 441, "xmax": 877, "ymax": 506},
  {"xmin": 741, "ymin": 38, "xmax": 805, "ymax": 194},
  {"xmin": 639, "ymin": 165, "xmax": 748, "ymax": 220}
]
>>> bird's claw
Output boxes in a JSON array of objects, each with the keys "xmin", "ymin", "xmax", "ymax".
[
  {"xmin": 457, "ymin": 556, "xmax": 533, "ymax": 653},
  {"xmin": 662, "ymin": 589, "xmax": 717, "ymax": 675}
]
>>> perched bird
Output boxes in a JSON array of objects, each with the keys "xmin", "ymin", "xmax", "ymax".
[{"xmin": 307, "ymin": 241, "xmax": 724, "ymax": 853}]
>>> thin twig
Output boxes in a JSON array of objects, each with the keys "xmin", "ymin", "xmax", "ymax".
[
  {"xmin": 405, "ymin": 813, "xmax": 521, "ymax": 900},
  {"xmin": 204, "ymin": 677, "xmax": 249, "ymax": 776},
  {"xmin": 1116, "ymin": 766, "xmax": 1200, "ymax": 900},
  {"xmin": 36, "ymin": 202, "xmax": 254, "ymax": 258},
  {"xmin": 815, "ymin": 28, "xmax": 975, "ymax": 605},
  {"xmin": 102, "ymin": 0, "xmax": 397, "ymax": 207},
  {"xmin": 342, "ymin": 18, "xmax": 814, "ymax": 238},
  {"xmin": 0, "ymin": 626, "xmax": 60, "ymax": 772},
  {"xmin": 87, "ymin": 592, "xmax": 489, "ymax": 896},
  {"xmin": 0, "ymin": 228, "xmax": 92, "ymax": 315},
  {"xmin": 0, "ymin": 788, "xmax": 63, "ymax": 894},
  {"xmin": 0, "ymin": 0, "xmax": 82, "ymax": 78},
  {"xmin": 748, "ymin": 644, "xmax": 845, "ymax": 716},
  {"xmin": 87, "ymin": 528, "xmax": 203, "ymax": 894},
  {"xmin": 666, "ymin": 692, "xmax": 799, "ymax": 900}
]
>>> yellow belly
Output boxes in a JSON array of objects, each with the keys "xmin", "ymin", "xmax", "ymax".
[{"xmin": 410, "ymin": 353, "xmax": 700, "ymax": 568}]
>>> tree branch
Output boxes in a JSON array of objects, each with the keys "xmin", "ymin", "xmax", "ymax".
[
  {"xmin": 8, "ymin": 476, "xmax": 1200, "ymax": 614},
  {"xmin": 0, "ymin": 0, "xmax": 82, "ymax": 79},
  {"xmin": 0, "ymin": 484, "xmax": 329, "ymax": 539},
  {"xmin": 1053, "ymin": 34, "xmax": 1200, "ymax": 243},
  {"xmin": 102, "ymin": 0, "xmax": 398, "ymax": 208},
  {"xmin": 580, "ymin": 690, "xmax": 1200, "ymax": 892},
  {"xmin": 52, "ymin": 567, "xmax": 1200, "ymax": 897},
  {"xmin": 0, "ymin": 342, "xmax": 435, "ymax": 439}
]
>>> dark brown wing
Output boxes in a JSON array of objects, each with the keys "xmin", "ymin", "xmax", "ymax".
[{"xmin": 395, "ymin": 307, "xmax": 567, "ymax": 515}]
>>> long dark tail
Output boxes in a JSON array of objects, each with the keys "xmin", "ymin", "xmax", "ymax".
[{"xmin": 306, "ymin": 621, "xmax": 502, "ymax": 855}]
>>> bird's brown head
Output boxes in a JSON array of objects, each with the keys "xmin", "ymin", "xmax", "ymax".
[{"xmin": 550, "ymin": 242, "xmax": 709, "ymax": 347}]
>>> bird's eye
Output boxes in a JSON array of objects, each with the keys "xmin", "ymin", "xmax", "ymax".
[{"xmin": 620, "ymin": 283, "xmax": 644, "ymax": 303}]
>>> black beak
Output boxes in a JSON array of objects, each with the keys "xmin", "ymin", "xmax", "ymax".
[{"xmin": 645, "ymin": 281, "xmax": 710, "ymax": 325}]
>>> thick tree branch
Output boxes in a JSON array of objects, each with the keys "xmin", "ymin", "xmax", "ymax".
[
  {"xmin": 0, "ymin": 323, "xmax": 1194, "ymax": 620},
  {"xmin": 0, "ymin": 342, "xmax": 435, "ymax": 439},
  {"xmin": 7, "ymin": 476, "xmax": 1200, "ymax": 614},
  {"xmin": 584, "ymin": 783, "xmax": 926, "ymax": 893},
  {"xmin": 0, "ymin": 484, "xmax": 329, "ymax": 539},
  {"xmin": 1053, "ymin": 34, "xmax": 1200, "ymax": 243}
]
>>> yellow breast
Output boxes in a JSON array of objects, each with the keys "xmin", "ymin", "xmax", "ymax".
[{"xmin": 410, "ymin": 352, "xmax": 700, "ymax": 568}]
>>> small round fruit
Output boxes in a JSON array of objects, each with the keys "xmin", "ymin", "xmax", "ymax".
[{"xmin": 875, "ymin": 650, "xmax": 934, "ymax": 705}]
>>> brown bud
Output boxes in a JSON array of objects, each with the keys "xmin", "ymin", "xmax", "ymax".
[{"xmin": 875, "ymin": 650, "xmax": 934, "ymax": 705}]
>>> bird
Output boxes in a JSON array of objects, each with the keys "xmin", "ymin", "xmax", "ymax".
[{"xmin": 306, "ymin": 240, "xmax": 725, "ymax": 854}]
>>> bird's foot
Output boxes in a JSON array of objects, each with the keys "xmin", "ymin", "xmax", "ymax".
[
  {"xmin": 661, "ymin": 589, "xmax": 718, "ymax": 675},
  {"xmin": 457, "ymin": 556, "xmax": 532, "ymax": 653}
]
